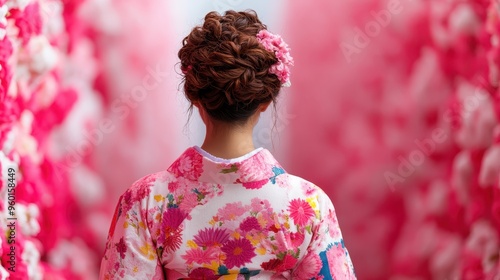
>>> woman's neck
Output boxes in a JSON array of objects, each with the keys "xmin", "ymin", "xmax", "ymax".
[{"xmin": 201, "ymin": 121, "xmax": 256, "ymax": 159}]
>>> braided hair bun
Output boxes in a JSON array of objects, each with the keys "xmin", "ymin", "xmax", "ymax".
[{"xmin": 178, "ymin": 10, "xmax": 282, "ymax": 124}]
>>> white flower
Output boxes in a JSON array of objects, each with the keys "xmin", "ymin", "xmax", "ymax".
[
  {"xmin": 22, "ymin": 240, "xmax": 42, "ymax": 280},
  {"xmin": 17, "ymin": 203, "xmax": 41, "ymax": 236},
  {"xmin": 27, "ymin": 36, "xmax": 59, "ymax": 74}
]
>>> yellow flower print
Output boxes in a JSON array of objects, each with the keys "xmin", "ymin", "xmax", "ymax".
[
  {"xmin": 139, "ymin": 243, "xmax": 156, "ymax": 260},
  {"xmin": 202, "ymin": 260, "xmax": 219, "ymax": 271},
  {"xmin": 256, "ymin": 246, "xmax": 267, "ymax": 255},
  {"xmin": 187, "ymin": 240, "xmax": 198, "ymax": 249},
  {"xmin": 306, "ymin": 196, "xmax": 320, "ymax": 218}
]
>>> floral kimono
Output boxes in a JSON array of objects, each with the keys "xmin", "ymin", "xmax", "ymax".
[{"xmin": 99, "ymin": 146, "xmax": 356, "ymax": 279}]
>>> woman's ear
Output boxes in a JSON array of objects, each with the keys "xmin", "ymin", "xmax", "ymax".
[{"xmin": 259, "ymin": 101, "xmax": 272, "ymax": 112}]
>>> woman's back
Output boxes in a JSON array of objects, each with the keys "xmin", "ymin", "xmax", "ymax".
[
  {"xmin": 101, "ymin": 146, "xmax": 355, "ymax": 279},
  {"xmin": 100, "ymin": 9, "xmax": 355, "ymax": 279}
]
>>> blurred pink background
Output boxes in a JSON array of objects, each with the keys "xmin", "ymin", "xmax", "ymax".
[{"xmin": 0, "ymin": 0, "xmax": 499, "ymax": 279}]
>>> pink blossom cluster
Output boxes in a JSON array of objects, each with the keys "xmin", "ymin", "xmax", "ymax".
[
  {"xmin": 286, "ymin": 0, "xmax": 500, "ymax": 279},
  {"xmin": 256, "ymin": 29, "xmax": 294, "ymax": 87},
  {"xmin": 0, "ymin": 0, "xmax": 105, "ymax": 279}
]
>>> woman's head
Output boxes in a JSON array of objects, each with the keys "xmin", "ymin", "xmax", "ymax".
[{"xmin": 178, "ymin": 10, "xmax": 290, "ymax": 125}]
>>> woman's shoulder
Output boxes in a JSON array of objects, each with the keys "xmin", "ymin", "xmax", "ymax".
[{"xmin": 276, "ymin": 173, "xmax": 332, "ymax": 201}]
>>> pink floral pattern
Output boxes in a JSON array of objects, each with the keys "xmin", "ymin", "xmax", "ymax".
[{"xmin": 100, "ymin": 147, "xmax": 356, "ymax": 279}]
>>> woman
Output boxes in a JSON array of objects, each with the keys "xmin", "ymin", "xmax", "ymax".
[{"xmin": 100, "ymin": 10, "xmax": 356, "ymax": 279}]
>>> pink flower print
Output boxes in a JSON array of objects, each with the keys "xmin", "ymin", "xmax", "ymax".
[
  {"xmin": 250, "ymin": 198, "xmax": 271, "ymax": 214},
  {"xmin": 325, "ymin": 209, "xmax": 341, "ymax": 239},
  {"xmin": 302, "ymin": 182, "xmax": 318, "ymax": 196},
  {"xmin": 236, "ymin": 155, "xmax": 274, "ymax": 184},
  {"xmin": 169, "ymin": 148, "xmax": 203, "ymax": 180},
  {"xmin": 167, "ymin": 180, "xmax": 181, "ymax": 193},
  {"xmin": 9, "ymin": 2, "xmax": 42, "ymax": 45},
  {"xmin": 221, "ymin": 238, "xmax": 256, "ymax": 268},
  {"xmin": 163, "ymin": 208, "xmax": 186, "ymax": 228},
  {"xmin": 288, "ymin": 199, "xmax": 315, "ymax": 227},
  {"xmin": 217, "ymin": 202, "xmax": 248, "ymax": 221},
  {"xmin": 289, "ymin": 232, "xmax": 305, "ymax": 248},
  {"xmin": 292, "ymin": 252, "xmax": 322, "ymax": 279},
  {"xmin": 193, "ymin": 228, "xmax": 230, "ymax": 248},
  {"xmin": 239, "ymin": 217, "xmax": 261, "ymax": 233},
  {"xmin": 121, "ymin": 173, "xmax": 157, "ymax": 213},
  {"xmin": 182, "ymin": 247, "xmax": 219, "ymax": 265},
  {"xmin": 327, "ymin": 243, "xmax": 349, "ymax": 278},
  {"xmin": 241, "ymin": 179, "xmax": 268, "ymax": 190},
  {"xmin": 158, "ymin": 208, "xmax": 186, "ymax": 253},
  {"xmin": 179, "ymin": 192, "xmax": 200, "ymax": 214}
]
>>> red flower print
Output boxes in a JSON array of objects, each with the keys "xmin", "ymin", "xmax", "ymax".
[
  {"xmin": 279, "ymin": 254, "xmax": 299, "ymax": 272},
  {"xmin": 161, "ymin": 227, "xmax": 182, "ymax": 254},
  {"xmin": 221, "ymin": 238, "xmax": 256, "ymax": 268},
  {"xmin": 239, "ymin": 217, "xmax": 261, "ymax": 232},
  {"xmin": 292, "ymin": 252, "xmax": 322, "ymax": 279},
  {"xmin": 260, "ymin": 258, "xmax": 281, "ymax": 271},
  {"xmin": 288, "ymin": 199, "xmax": 315, "ymax": 227},
  {"xmin": 169, "ymin": 148, "xmax": 204, "ymax": 180},
  {"xmin": 260, "ymin": 254, "xmax": 298, "ymax": 273},
  {"xmin": 187, "ymin": 267, "xmax": 219, "ymax": 280},
  {"xmin": 116, "ymin": 238, "xmax": 127, "ymax": 259},
  {"xmin": 193, "ymin": 228, "xmax": 230, "ymax": 247}
]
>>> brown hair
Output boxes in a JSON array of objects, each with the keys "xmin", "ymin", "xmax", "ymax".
[{"xmin": 178, "ymin": 10, "xmax": 281, "ymax": 124}]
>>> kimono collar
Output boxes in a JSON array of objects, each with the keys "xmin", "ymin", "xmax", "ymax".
[{"xmin": 167, "ymin": 146, "xmax": 286, "ymax": 189}]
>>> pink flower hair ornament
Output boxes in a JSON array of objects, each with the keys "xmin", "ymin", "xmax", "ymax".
[{"xmin": 256, "ymin": 29, "xmax": 294, "ymax": 87}]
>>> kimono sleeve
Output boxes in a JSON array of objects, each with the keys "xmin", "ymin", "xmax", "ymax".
[
  {"xmin": 99, "ymin": 190, "xmax": 164, "ymax": 280},
  {"xmin": 292, "ymin": 189, "xmax": 356, "ymax": 279}
]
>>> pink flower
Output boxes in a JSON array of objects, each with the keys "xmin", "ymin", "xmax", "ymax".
[
  {"xmin": 292, "ymin": 252, "xmax": 322, "ymax": 279},
  {"xmin": 288, "ymin": 199, "xmax": 315, "ymax": 227},
  {"xmin": 169, "ymin": 148, "xmax": 204, "ymax": 180},
  {"xmin": 158, "ymin": 208, "xmax": 186, "ymax": 253},
  {"xmin": 193, "ymin": 228, "xmax": 229, "ymax": 247},
  {"xmin": 327, "ymin": 243, "xmax": 349, "ymax": 277},
  {"xmin": 256, "ymin": 29, "xmax": 294, "ymax": 87},
  {"xmin": 236, "ymin": 154, "xmax": 274, "ymax": 186},
  {"xmin": 326, "ymin": 209, "xmax": 341, "ymax": 239},
  {"xmin": 0, "ymin": 96, "xmax": 20, "ymax": 149},
  {"xmin": 217, "ymin": 202, "xmax": 248, "ymax": 221},
  {"xmin": 8, "ymin": 2, "xmax": 43, "ymax": 45},
  {"xmin": 241, "ymin": 179, "xmax": 268, "ymax": 190},
  {"xmin": 179, "ymin": 192, "xmax": 200, "ymax": 214},
  {"xmin": 182, "ymin": 247, "xmax": 219, "ymax": 265},
  {"xmin": 289, "ymin": 232, "xmax": 305, "ymax": 248},
  {"xmin": 240, "ymin": 217, "xmax": 261, "ymax": 232},
  {"xmin": 221, "ymin": 238, "xmax": 256, "ymax": 268},
  {"xmin": 162, "ymin": 208, "xmax": 186, "ymax": 229},
  {"xmin": 250, "ymin": 198, "xmax": 271, "ymax": 213}
]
